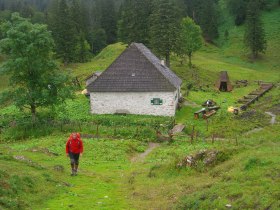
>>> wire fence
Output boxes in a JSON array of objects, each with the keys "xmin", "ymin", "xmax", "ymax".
[{"xmin": 0, "ymin": 117, "xmax": 175, "ymax": 142}]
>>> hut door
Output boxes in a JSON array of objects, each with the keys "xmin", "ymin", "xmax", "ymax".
[{"xmin": 220, "ymin": 82, "xmax": 227, "ymax": 91}]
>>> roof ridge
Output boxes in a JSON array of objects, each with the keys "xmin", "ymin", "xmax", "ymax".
[{"xmin": 132, "ymin": 43, "xmax": 176, "ymax": 89}]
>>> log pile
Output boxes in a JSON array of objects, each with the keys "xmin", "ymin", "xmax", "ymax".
[
  {"xmin": 177, "ymin": 149, "xmax": 228, "ymax": 168},
  {"xmin": 156, "ymin": 130, "xmax": 173, "ymax": 142},
  {"xmin": 235, "ymin": 80, "xmax": 248, "ymax": 87}
]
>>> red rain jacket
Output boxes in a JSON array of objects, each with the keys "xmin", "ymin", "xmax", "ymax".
[{"xmin": 66, "ymin": 133, "xmax": 84, "ymax": 154}]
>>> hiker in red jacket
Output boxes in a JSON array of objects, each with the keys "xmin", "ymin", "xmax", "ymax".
[{"xmin": 66, "ymin": 132, "xmax": 83, "ymax": 176}]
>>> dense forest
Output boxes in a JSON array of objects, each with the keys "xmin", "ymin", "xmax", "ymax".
[{"xmin": 0, "ymin": 0, "xmax": 276, "ymax": 63}]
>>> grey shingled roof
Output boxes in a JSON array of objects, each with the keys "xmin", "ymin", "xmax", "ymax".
[{"xmin": 87, "ymin": 43, "xmax": 182, "ymax": 92}]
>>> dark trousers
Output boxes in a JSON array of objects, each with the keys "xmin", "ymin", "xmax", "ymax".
[{"xmin": 69, "ymin": 152, "xmax": 80, "ymax": 165}]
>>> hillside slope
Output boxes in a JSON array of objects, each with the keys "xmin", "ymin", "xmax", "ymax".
[{"xmin": 65, "ymin": 7, "xmax": 280, "ymax": 91}]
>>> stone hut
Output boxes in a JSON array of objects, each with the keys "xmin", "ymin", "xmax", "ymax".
[{"xmin": 87, "ymin": 43, "xmax": 182, "ymax": 116}]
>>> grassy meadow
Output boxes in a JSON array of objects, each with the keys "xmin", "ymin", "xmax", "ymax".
[{"xmin": 0, "ymin": 4, "xmax": 280, "ymax": 210}]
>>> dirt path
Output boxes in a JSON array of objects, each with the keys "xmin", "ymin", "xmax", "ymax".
[
  {"xmin": 131, "ymin": 143, "xmax": 160, "ymax": 162},
  {"xmin": 244, "ymin": 128, "xmax": 264, "ymax": 136},
  {"xmin": 244, "ymin": 111, "xmax": 276, "ymax": 136},
  {"xmin": 183, "ymin": 99, "xmax": 200, "ymax": 107},
  {"xmin": 265, "ymin": 112, "xmax": 276, "ymax": 125}
]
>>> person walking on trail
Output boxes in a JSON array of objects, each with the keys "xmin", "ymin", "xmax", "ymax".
[{"xmin": 66, "ymin": 132, "xmax": 83, "ymax": 176}]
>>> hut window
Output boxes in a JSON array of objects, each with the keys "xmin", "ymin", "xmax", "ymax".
[{"xmin": 151, "ymin": 98, "xmax": 163, "ymax": 105}]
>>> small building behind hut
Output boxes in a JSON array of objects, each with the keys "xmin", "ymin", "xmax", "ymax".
[
  {"xmin": 215, "ymin": 71, "xmax": 233, "ymax": 92},
  {"xmin": 86, "ymin": 43, "xmax": 182, "ymax": 116}
]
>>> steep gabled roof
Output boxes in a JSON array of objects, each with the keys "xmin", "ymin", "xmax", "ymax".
[
  {"xmin": 87, "ymin": 43, "xmax": 182, "ymax": 92},
  {"xmin": 219, "ymin": 71, "xmax": 230, "ymax": 82}
]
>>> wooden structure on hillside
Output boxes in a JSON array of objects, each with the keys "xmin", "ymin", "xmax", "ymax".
[
  {"xmin": 238, "ymin": 83, "xmax": 273, "ymax": 110},
  {"xmin": 215, "ymin": 71, "xmax": 233, "ymax": 92}
]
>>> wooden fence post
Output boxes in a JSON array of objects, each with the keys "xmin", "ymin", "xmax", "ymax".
[
  {"xmin": 96, "ymin": 123, "xmax": 99, "ymax": 138},
  {"xmin": 60, "ymin": 122, "xmax": 63, "ymax": 132},
  {"xmin": 135, "ymin": 127, "xmax": 139, "ymax": 137},
  {"xmin": 114, "ymin": 125, "xmax": 117, "ymax": 137},
  {"xmin": 190, "ymin": 125, "xmax": 195, "ymax": 144},
  {"xmin": 92, "ymin": 122, "xmax": 95, "ymax": 136}
]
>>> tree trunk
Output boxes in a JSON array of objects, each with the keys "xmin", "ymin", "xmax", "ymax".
[
  {"xmin": 165, "ymin": 52, "xmax": 170, "ymax": 68},
  {"xmin": 31, "ymin": 104, "xmax": 36, "ymax": 123},
  {"xmin": 252, "ymin": 50, "xmax": 258, "ymax": 60},
  {"xmin": 188, "ymin": 52, "xmax": 192, "ymax": 68}
]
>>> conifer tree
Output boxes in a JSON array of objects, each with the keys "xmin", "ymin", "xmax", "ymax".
[
  {"xmin": 183, "ymin": 0, "xmax": 219, "ymax": 41},
  {"xmin": 49, "ymin": 0, "xmax": 78, "ymax": 64},
  {"xmin": 118, "ymin": 0, "xmax": 152, "ymax": 45},
  {"xmin": 149, "ymin": 0, "xmax": 182, "ymax": 67},
  {"xmin": 244, "ymin": 0, "xmax": 266, "ymax": 59},
  {"xmin": 99, "ymin": 0, "xmax": 117, "ymax": 44},
  {"xmin": 197, "ymin": 0, "xmax": 219, "ymax": 41},
  {"xmin": 70, "ymin": 0, "xmax": 83, "ymax": 33},
  {"xmin": 48, "ymin": 0, "xmax": 90, "ymax": 63},
  {"xmin": 228, "ymin": 0, "xmax": 248, "ymax": 25},
  {"xmin": 70, "ymin": 0, "xmax": 90, "ymax": 62},
  {"xmin": 117, "ymin": 1, "xmax": 131, "ymax": 43},
  {"xmin": 87, "ymin": 28, "xmax": 107, "ymax": 54}
]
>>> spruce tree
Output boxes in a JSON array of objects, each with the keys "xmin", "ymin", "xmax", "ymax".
[
  {"xmin": 117, "ymin": 1, "xmax": 131, "ymax": 43},
  {"xmin": 244, "ymin": 0, "xmax": 266, "ymax": 59},
  {"xmin": 118, "ymin": 0, "xmax": 152, "ymax": 45},
  {"xmin": 70, "ymin": 0, "xmax": 90, "ymax": 62},
  {"xmin": 99, "ymin": 0, "xmax": 117, "ymax": 44},
  {"xmin": 228, "ymin": 0, "xmax": 248, "ymax": 25},
  {"xmin": 183, "ymin": 0, "xmax": 219, "ymax": 41},
  {"xmin": 197, "ymin": 0, "xmax": 219, "ymax": 41},
  {"xmin": 48, "ymin": 0, "xmax": 91, "ymax": 63},
  {"xmin": 70, "ymin": 0, "xmax": 83, "ymax": 33},
  {"xmin": 149, "ymin": 0, "xmax": 182, "ymax": 67},
  {"xmin": 49, "ymin": 0, "xmax": 78, "ymax": 64},
  {"xmin": 87, "ymin": 28, "xmax": 107, "ymax": 54}
]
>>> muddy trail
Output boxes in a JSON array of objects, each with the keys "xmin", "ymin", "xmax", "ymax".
[
  {"xmin": 131, "ymin": 143, "xmax": 160, "ymax": 162},
  {"xmin": 244, "ymin": 111, "xmax": 277, "ymax": 136}
]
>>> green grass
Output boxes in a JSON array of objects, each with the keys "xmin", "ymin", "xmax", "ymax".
[
  {"xmin": 1, "ymin": 123, "xmax": 279, "ymax": 209},
  {"xmin": 0, "ymin": 74, "xmax": 9, "ymax": 92}
]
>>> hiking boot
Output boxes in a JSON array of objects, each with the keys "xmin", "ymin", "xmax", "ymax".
[{"xmin": 71, "ymin": 170, "xmax": 75, "ymax": 176}]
